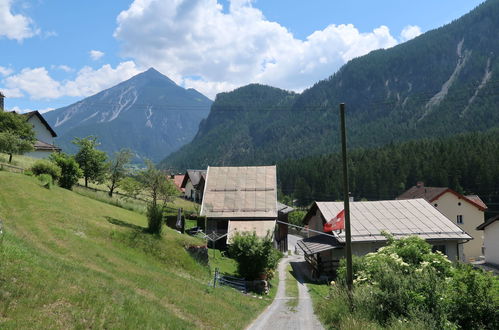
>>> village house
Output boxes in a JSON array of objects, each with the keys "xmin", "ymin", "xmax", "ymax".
[
  {"xmin": 171, "ymin": 174, "xmax": 185, "ymax": 193},
  {"xmin": 200, "ymin": 165, "xmax": 278, "ymax": 247},
  {"xmin": 180, "ymin": 169, "xmax": 206, "ymax": 203},
  {"xmin": 476, "ymin": 215, "xmax": 499, "ymax": 266},
  {"xmin": 298, "ymin": 199, "xmax": 471, "ymax": 278},
  {"xmin": 1, "ymin": 93, "xmax": 60, "ymax": 158},
  {"xmin": 23, "ymin": 111, "xmax": 61, "ymax": 158},
  {"xmin": 397, "ymin": 182, "xmax": 487, "ymax": 262}
]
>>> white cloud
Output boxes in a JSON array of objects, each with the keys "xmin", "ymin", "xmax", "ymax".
[
  {"xmin": 400, "ymin": 25, "xmax": 422, "ymax": 42},
  {"xmin": 0, "ymin": 0, "xmax": 39, "ymax": 41},
  {"xmin": 114, "ymin": 0, "xmax": 399, "ymax": 98},
  {"xmin": 89, "ymin": 50, "xmax": 105, "ymax": 61},
  {"xmin": 3, "ymin": 61, "xmax": 140, "ymax": 100},
  {"xmin": 0, "ymin": 66, "xmax": 13, "ymax": 76},
  {"xmin": 52, "ymin": 64, "xmax": 73, "ymax": 72}
]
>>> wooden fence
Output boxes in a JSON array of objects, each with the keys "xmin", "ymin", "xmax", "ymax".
[{"xmin": 0, "ymin": 162, "xmax": 24, "ymax": 173}]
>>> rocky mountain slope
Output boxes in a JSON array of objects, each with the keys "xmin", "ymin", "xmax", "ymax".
[
  {"xmin": 161, "ymin": 0, "xmax": 499, "ymax": 170},
  {"xmin": 45, "ymin": 68, "xmax": 212, "ymax": 161}
]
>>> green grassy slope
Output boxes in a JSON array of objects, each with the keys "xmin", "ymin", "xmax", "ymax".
[{"xmin": 0, "ymin": 171, "xmax": 269, "ymax": 329}]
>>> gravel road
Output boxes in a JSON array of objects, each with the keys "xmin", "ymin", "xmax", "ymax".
[{"xmin": 246, "ymin": 254, "xmax": 324, "ymax": 330}]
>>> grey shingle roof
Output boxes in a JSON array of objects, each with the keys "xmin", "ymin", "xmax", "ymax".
[
  {"xmin": 200, "ymin": 166, "xmax": 277, "ymax": 218},
  {"xmin": 313, "ymin": 199, "xmax": 471, "ymax": 243}
]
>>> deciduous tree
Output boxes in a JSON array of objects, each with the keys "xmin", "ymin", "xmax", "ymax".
[
  {"xmin": 106, "ymin": 149, "xmax": 132, "ymax": 197},
  {"xmin": 72, "ymin": 136, "xmax": 107, "ymax": 187},
  {"xmin": 0, "ymin": 111, "xmax": 35, "ymax": 163}
]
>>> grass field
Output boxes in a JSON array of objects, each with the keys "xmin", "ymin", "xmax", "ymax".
[
  {"xmin": 285, "ymin": 265, "xmax": 299, "ymax": 310},
  {"xmin": 0, "ymin": 171, "xmax": 271, "ymax": 329}
]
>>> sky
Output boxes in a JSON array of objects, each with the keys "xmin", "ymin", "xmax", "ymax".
[{"xmin": 0, "ymin": 0, "xmax": 486, "ymax": 113}]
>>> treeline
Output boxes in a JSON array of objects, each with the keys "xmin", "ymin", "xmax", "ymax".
[{"xmin": 277, "ymin": 129, "xmax": 499, "ymax": 217}]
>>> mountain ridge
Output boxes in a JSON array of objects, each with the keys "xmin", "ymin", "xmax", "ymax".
[
  {"xmin": 45, "ymin": 68, "xmax": 212, "ymax": 162},
  {"xmin": 160, "ymin": 0, "xmax": 499, "ymax": 170}
]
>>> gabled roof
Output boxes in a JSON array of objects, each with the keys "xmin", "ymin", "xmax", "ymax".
[
  {"xmin": 34, "ymin": 140, "xmax": 61, "ymax": 151},
  {"xmin": 23, "ymin": 111, "xmax": 58, "ymax": 137},
  {"xmin": 200, "ymin": 165, "xmax": 277, "ymax": 219},
  {"xmin": 277, "ymin": 202, "xmax": 294, "ymax": 215},
  {"xmin": 304, "ymin": 199, "xmax": 471, "ymax": 244},
  {"xmin": 180, "ymin": 169, "xmax": 206, "ymax": 188},
  {"xmin": 477, "ymin": 215, "xmax": 499, "ymax": 230},
  {"xmin": 397, "ymin": 186, "xmax": 487, "ymax": 211}
]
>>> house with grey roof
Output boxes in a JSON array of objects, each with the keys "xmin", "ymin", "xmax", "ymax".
[
  {"xmin": 477, "ymin": 215, "xmax": 499, "ymax": 267},
  {"xmin": 397, "ymin": 182, "xmax": 486, "ymax": 262},
  {"xmin": 180, "ymin": 169, "xmax": 206, "ymax": 203},
  {"xmin": 298, "ymin": 199, "xmax": 472, "ymax": 278},
  {"xmin": 200, "ymin": 165, "xmax": 277, "ymax": 247}
]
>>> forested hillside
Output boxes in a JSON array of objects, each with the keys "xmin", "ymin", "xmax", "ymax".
[
  {"xmin": 161, "ymin": 0, "xmax": 499, "ymax": 169},
  {"xmin": 277, "ymin": 129, "xmax": 499, "ymax": 217}
]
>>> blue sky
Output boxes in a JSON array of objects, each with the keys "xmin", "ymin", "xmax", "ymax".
[{"xmin": 0, "ymin": 0, "xmax": 485, "ymax": 112}]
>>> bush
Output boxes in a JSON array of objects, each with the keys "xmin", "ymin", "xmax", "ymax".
[
  {"xmin": 31, "ymin": 160, "xmax": 61, "ymax": 181},
  {"xmin": 37, "ymin": 173, "xmax": 53, "ymax": 189},
  {"xmin": 49, "ymin": 153, "xmax": 82, "ymax": 190},
  {"xmin": 228, "ymin": 232, "xmax": 282, "ymax": 280},
  {"xmin": 448, "ymin": 263, "xmax": 499, "ymax": 329},
  {"xmin": 146, "ymin": 204, "xmax": 164, "ymax": 235},
  {"xmin": 322, "ymin": 235, "xmax": 499, "ymax": 329}
]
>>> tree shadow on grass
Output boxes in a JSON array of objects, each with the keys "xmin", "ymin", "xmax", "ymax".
[{"xmin": 105, "ymin": 216, "xmax": 145, "ymax": 232}]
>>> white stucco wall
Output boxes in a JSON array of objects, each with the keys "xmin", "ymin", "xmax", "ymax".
[
  {"xmin": 483, "ymin": 221, "xmax": 499, "ymax": 266},
  {"xmin": 433, "ymin": 192, "xmax": 484, "ymax": 261},
  {"xmin": 24, "ymin": 150, "xmax": 54, "ymax": 159},
  {"xmin": 27, "ymin": 115, "xmax": 54, "ymax": 144}
]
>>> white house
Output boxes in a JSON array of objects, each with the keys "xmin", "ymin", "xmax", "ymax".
[
  {"xmin": 397, "ymin": 182, "xmax": 486, "ymax": 262},
  {"xmin": 180, "ymin": 169, "xmax": 206, "ymax": 203},
  {"xmin": 23, "ymin": 111, "xmax": 61, "ymax": 159},
  {"xmin": 298, "ymin": 199, "xmax": 471, "ymax": 278},
  {"xmin": 477, "ymin": 215, "xmax": 499, "ymax": 266}
]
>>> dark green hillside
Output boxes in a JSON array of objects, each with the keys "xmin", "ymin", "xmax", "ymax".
[
  {"xmin": 277, "ymin": 129, "xmax": 499, "ymax": 217},
  {"xmin": 159, "ymin": 84, "xmax": 297, "ymax": 169},
  {"xmin": 161, "ymin": 0, "xmax": 499, "ymax": 169}
]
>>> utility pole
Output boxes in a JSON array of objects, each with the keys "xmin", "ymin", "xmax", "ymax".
[{"xmin": 340, "ymin": 103, "xmax": 353, "ymax": 294}]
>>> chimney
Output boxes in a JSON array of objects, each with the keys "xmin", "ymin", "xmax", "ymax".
[
  {"xmin": 416, "ymin": 181, "xmax": 424, "ymax": 188},
  {"xmin": 0, "ymin": 91, "xmax": 4, "ymax": 111}
]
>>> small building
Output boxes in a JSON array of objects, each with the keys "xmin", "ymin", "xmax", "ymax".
[
  {"xmin": 476, "ymin": 215, "xmax": 499, "ymax": 266},
  {"xmin": 298, "ymin": 199, "xmax": 471, "ymax": 278},
  {"xmin": 180, "ymin": 170, "xmax": 206, "ymax": 203},
  {"xmin": 200, "ymin": 165, "xmax": 277, "ymax": 247},
  {"xmin": 397, "ymin": 182, "xmax": 486, "ymax": 262},
  {"xmin": 22, "ymin": 111, "xmax": 61, "ymax": 158},
  {"xmin": 172, "ymin": 174, "xmax": 185, "ymax": 193},
  {"xmin": 275, "ymin": 202, "xmax": 294, "ymax": 252}
]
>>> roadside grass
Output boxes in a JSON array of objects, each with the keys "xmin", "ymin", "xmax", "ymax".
[
  {"xmin": 208, "ymin": 248, "xmax": 238, "ymax": 276},
  {"xmin": 0, "ymin": 171, "xmax": 272, "ymax": 329},
  {"xmin": 285, "ymin": 264, "xmax": 299, "ymax": 310}
]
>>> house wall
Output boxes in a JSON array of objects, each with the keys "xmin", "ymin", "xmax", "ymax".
[
  {"xmin": 184, "ymin": 181, "xmax": 195, "ymax": 199},
  {"xmin": 483, "ymin": 221, "xmax": 499, "ymax": 266},
  {"xmin": 433, "ymin": 192, "xmax": 484, "ymax": 261},
  {"xmin": 307, "ymin": 210, "xmax": 323, "ymax": 237},
  {"xmin": 24, "ymin": 150, "xmax": 54, "ymax": 159},
  {"xmin": 27, "ymin": 115, "xmax": 54, "ymax": 144}
]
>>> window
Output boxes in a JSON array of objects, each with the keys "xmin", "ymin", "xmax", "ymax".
[
  {"xmin": 457, "ymin": 215, "xmax": 463, "ymax": 224},
  {"xmin": 432, "ymin": 245, "xmax": 447, "ymax": 255},
  {"xmin": 434, "ymin": 203, "xmax": 438, "ymax": 207},
  {"xmin": 458, "ymin": 202, "xmax": 462, "ymax": 206}
]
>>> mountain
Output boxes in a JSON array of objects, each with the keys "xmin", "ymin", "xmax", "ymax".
[
  {"xmin": 45, "ymin": 68, "xmax": 212, "ymax": 162},
  {"xmin": 161, "ymin": 0, "xmax": 499, "ymax": 170}
]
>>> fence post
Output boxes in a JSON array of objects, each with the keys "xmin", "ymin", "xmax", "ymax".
[{"xmin": 213, "ymin": 267, "xmax": 219, "ymax": 288}]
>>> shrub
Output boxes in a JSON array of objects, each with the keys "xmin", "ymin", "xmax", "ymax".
[
  {"xmin": 37, "ymin": 173, "xmax": 53, "ymax": 189},
  {"xmin": 146, "ymin": 204, "xmax": 164, "ymax": 235},
  {"xmin": 228, "ymin": 232, "xmax": 282, "ymax": 280},
  {"xmin": 448, "ymin": 263, "xmax": 499, "ymax": 329},
  {"xmin": 49, "ymin": 153, "xmax": 82, "ymax": 190},
  {"xmin": 31, "ymin": 160, "xmax": 61, "ymax": 181}
]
